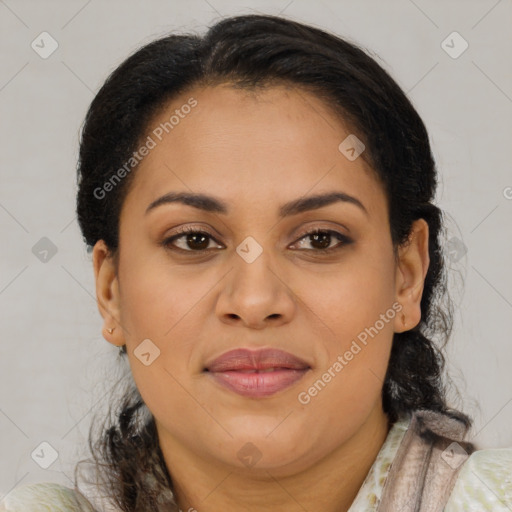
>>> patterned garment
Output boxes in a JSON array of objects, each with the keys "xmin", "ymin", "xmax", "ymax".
[
  {"xmin": 1, "ymin": 416, "xmax": 511, "ymax": 511},
  {"xmin": 350, "ymin": 417, "xmax": 512, "ymax": 511}
]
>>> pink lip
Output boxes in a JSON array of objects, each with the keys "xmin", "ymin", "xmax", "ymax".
[{"xmin": 204, "ymin": 348, "xmax": 311, "ymax": 398}]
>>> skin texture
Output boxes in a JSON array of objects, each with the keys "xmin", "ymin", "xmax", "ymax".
[{"xmin": 92, "ymin": 84, "xmax": 430, "ymax": 512}]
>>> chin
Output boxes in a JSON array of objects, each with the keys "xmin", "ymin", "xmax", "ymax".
[
  {"xmin": 225, "ymin": 442, "xmax": 321, "ymax": 477},
  {"xmin": 213, "ymin": 425, "xmax": 318, "ymax": 473}
]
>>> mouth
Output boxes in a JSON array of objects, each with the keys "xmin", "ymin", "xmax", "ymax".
[{"xmin": 203, "ymin": 348, "xmax": 311, "ymax": 398}]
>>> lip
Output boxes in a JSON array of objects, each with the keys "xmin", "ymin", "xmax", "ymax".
[{"xmin": 204, "ymin": 348, "xmax": 311, "ymax": 398}]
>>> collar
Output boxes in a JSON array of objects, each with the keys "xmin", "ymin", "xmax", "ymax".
[{"xmin": 348, "ymin": 415, "xmax": 411, "ymax": 512}]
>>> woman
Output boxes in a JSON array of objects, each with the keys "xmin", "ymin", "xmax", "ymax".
[{"xmin": 2, "ymin": 13, "xmax": 510, "ymax": 512}]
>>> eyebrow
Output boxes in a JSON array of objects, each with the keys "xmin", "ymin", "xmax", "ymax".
[{"xmin": 145, "ymin": 190, "xmax": 368, "ymax": 218}]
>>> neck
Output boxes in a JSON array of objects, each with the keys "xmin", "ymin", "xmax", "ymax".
[{"xmin": 159, "ymin": 404, "xmax": 391, "ymax": 512}]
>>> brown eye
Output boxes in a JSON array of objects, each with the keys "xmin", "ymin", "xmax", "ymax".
[
  {"xmin": 308, "ymin": 231, "xmax": 331, "ymax": 250},
  {"xmin": 179, "ymin": 232, "xmax": 210, "ymax": 250},
  {"xmin": 163, "ymin": 228, "xmax": 223, "ymax": 253},
  {"xmin": 292, "ymin": 229, "xmax": 352, "ymax": 253}
]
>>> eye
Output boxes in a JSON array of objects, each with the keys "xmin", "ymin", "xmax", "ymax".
[
  {"xmin": 162, "ymin": 226, "xmax": 223, "ymax": 253},
  {"xmin": 162, "ymin": 226, "xmax": 352, "ymax": 255},
  {"xmin": 291, "ymin": 228, "xmax": 352, "ymax": 253}
]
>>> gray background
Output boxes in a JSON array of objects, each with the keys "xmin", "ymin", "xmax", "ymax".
[{"xmin": 1, "ymin": 0, "xmax": 511, "ymax": 497}]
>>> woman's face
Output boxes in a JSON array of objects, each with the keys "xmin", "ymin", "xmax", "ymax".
[{"xmin": 94, "ymin": 84, "xmax": 428, "ymax": 477}]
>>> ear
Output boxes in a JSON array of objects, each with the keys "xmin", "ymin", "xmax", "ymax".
[
  {"xmin": 394, "ymin": 218, "xmax": 430, "ymax": 333},
  {"xmin": 92, "ymin": 240, "xmax": 124, "ymax": 347}
]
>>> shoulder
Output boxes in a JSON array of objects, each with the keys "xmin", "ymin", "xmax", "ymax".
[
  {"xmin": 0, "ymin": 482, "xmax": 96, "ymax": 511},
  {"xmin": 445, "ymin": 448, "xmax": 512, "ymax": 511}
]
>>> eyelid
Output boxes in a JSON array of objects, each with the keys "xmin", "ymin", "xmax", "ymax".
[
  {"xmin": 293, "ymin": 222, "xmax": 350, "ymax": 239},
  {"xmin": 166, "ymin": 224, "xmax": 221, "ymax": 238},
  {"xmin": 166, "ymin": 224, "xmax": 224, "ymax": 248}
]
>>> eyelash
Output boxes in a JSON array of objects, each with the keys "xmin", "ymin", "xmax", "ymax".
[{"xmin": 162, "ymin": 225, "xmax": 352, "ymax": 255}]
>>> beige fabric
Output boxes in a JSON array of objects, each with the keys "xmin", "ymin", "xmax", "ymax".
[
  {"xmin": 376, "ymin": 410, "xmax": 473, "ymax": 512},
  {"xmin": 0, "ymin": 482, "xmax": 96, "ymax": 511},
  {"xmin": 349, "ymin": 411, "xmax": 512, "ymax": 512},
  {"xmin": 445, "ymin": 448, "xmax": 512, "ymax": 511},
  {"xmin": 348, "ymin": 416, "xmax": 410, "ymax": 511}
]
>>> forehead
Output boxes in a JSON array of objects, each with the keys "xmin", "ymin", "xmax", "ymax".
[{"xmin": 121, "ymin": 84, "xmax": 385, "ymax": 219}]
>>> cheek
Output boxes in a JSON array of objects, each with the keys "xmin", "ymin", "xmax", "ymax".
[
  {"xmin": 117, "ymin": 248, "xmax": 208, "ymax": 340},
  {"xmin": 117, "ymin": 252, "xmax": 207, "ymax": 402},
  {"xmin": 295, "ymin": 245, "xmax": 397, "ymax": 405},
  {"xmin": 119, "ymin": 262, "xmax": 203, "ymax": 428},
  {"xmin": 297, "ymin": 286, "xmax": 396, "ymax": 432},
  {"xmin": 298, "ymin": 246, "xmax": 397, "ymax": 342}
]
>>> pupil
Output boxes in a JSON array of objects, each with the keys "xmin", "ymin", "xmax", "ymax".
[
  {"xmin": 187, "ymin": 233, "xmax": 209, "ymax": 250},
  {"xmin": 311, "ymin": 232, "xmax": 330, "ymax": 249}
]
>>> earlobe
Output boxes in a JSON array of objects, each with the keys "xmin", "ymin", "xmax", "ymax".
[
  {"xmin": 394, "ymin": 219, "xmax": 430, "ymax": 333},
  {"xmin": 92, "ymin": 240, "xmax": 124, "ymax": 346}
]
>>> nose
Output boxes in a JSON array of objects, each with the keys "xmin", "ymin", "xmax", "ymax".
[{"xmin": 215, "ymin": 248, "xmax": 297, "ymax": 329}]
